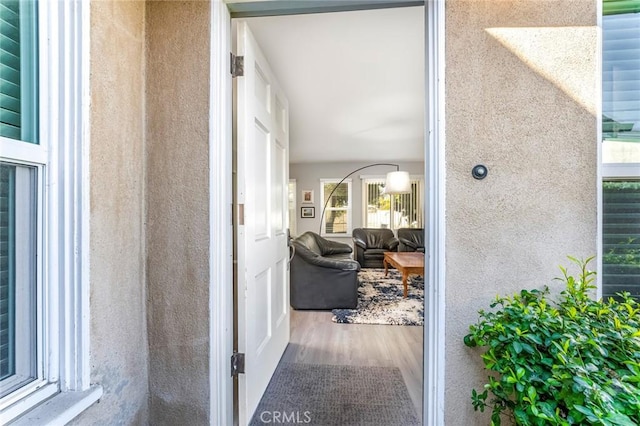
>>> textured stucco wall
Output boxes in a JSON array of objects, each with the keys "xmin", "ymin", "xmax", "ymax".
[
  {"xmin": 74, "ymin": 1, "xmax": 149, "ymax": 424},
  {"xmin": 444, "ymin": 0, "xmax": 598, "ymax": 423},
  {"xmin": 146, "ymin": 1, "xmax": 211, "ymax": 424}
]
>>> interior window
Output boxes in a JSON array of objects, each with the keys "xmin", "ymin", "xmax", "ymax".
[
  {"xmin": 320, "ymin": 179, "xmax": 352, "ymax": 235},
  {"xmin": 363, "ymin": 177, "xmax": 423, "ymax": 230}
]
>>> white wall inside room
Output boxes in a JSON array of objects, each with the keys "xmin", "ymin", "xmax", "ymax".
[{"xmin": 290, "ymin": 161, "xmax": 424, "ymax": 243}]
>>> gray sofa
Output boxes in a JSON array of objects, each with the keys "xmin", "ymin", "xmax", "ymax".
[
  {"xmin": 398, "ymin": 228, "xmax": 425, "ymax": 252},
  {"xmin": 290, "ymin": 232, "xmax": 360, "ymax": 310},
  {"xmin": 352, "ymin": 228, "xmax": 399, "ymax": 268}
]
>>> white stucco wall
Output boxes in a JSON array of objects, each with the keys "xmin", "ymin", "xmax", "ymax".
[
  {"xmin": 73, "ymin": 1, "xmax": 150, "ymax": 424},
  {"xmin": 146, "ymin": 1, "xmax": 211, "ymax": 424},
  {"xmin": 444, "ymin": 0, "xmax": 598, "ymax": 423}
]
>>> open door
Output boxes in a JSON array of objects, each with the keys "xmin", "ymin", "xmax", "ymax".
[{"xmin": 234, "ymin": 20, "xmax": 291, "ymax": 425}]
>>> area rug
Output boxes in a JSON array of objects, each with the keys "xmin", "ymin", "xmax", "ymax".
[
  {"xmin": 331, "ymin": 269, "xmax": 424, "ymax": 326},
  {"xmin": 249, "ymin": 362, "xmax": 421, "ymax": 426}
]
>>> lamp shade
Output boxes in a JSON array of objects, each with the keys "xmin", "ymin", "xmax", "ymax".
[{"xmin": 384, "ymin": 171, "xmax": 411, "ymax": 194}]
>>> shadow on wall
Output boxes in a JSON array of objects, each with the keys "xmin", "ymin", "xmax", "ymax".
[{"xmin": 486, "ymin": 26, "xmax": 598, "ymax": 116}]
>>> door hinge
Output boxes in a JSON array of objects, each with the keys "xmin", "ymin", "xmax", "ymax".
[
  {"xmin": 231, "ymin": 352, "xmax": 245, "ymax": 376},
  {"xmin": 238, "ymin": 203, "xmax": 244, "ymax": 225},
  {"xmin": 231, "ymin": 53, "xmax": 244, "ymax": 77}
]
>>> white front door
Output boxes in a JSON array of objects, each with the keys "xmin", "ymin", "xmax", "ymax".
[{"xmin": 235, "ymin": 20, "xmax": 291, "ymax": 425}]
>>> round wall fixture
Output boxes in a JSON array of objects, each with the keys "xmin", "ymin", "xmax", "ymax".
[{"xmin": 472, "ymin": 164, "xmax": 488, "ymax": 180}]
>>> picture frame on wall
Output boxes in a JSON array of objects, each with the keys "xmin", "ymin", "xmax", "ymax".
[
  {"xmin": 301, "ymin": 207, "xmax": 315, "ymax": 218},
  {"xmin": 301, "ymin": 190, "xmax": 314, "ymax": 204}
]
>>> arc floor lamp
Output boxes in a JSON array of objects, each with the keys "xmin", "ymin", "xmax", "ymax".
[{"xmin": 318, "ymin": 163, "xmax": 412, "ymax": 235}]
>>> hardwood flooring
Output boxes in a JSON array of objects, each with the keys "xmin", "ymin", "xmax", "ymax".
[{"xmin": 280, "ymin": 309, "xmax": 424, "ymax": 420}]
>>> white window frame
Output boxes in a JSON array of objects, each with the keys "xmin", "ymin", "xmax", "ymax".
[
  {"xmin": 320, "ymin": 178, "xmax": 353, "ymax": 237},
  {"xmin": 0, "ymin": 1, "xmax": 101, "ymax": 423},
  {"xmin": 361, "ymin": 174, "xmax": 425, "ymax": 230}
]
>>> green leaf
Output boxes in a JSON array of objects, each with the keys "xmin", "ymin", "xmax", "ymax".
[
  {"xmin": 606, "ymin": 412, "xmax": 637, "ymax": 426},
  {"xmin": 525, "ymin": 333, "xmax": 543, "ymax": 345},
  {"xmin": 464, "ymin": 334, "xmax": 477, "ymax": 347},
  {"xmin": 574, "ymin": 405, "xmax": 597, "ymax": 422},
  {"xmin": 513, "ymin": 341, "xmax": 523, "ymax": 354},
  {"xmin": 573, "ymin": 376, "xmax": 592, "ymax": 391}
]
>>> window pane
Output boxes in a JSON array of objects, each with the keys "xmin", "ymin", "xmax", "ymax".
[
  {"xmin": 323, "ymin": 182, "xmax": 348, "ymax": 208},
  {"xmin": 602, "ymin": 9, "xmax": 640, "ymax": 163},
  {"xmin": 364, "ymin": 179, "xmax": 423, "ymax": 230},
  {"xmin": 0, "ymin": 162, "xmax": 36, "ymax": 397},
  {"xmin": 322, "ymin": 181, "xmax": 349, "ymax": 234},
  {"xmin": 393, "ymin": 181, "xmax": 422, "ymax": 228},
  {"xmin": 602, "ymin": 181, "xmax": 640, "ymax": 299},
  {"xmin": 0, "ymin": 0, "xmax": 39, "ymax": 144},
  {"xmin": 365, "ymin": 180, "xmax": 390, "ymax": 228}
]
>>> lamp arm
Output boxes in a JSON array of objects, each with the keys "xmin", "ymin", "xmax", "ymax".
[{"xmin": 318, "ymin": 163, "xmax": 400, "ymax": 235}]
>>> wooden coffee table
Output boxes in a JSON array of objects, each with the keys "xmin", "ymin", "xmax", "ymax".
[{"xmin": 383, "ymin": 252, "xmax": 425, "ymax": 298}]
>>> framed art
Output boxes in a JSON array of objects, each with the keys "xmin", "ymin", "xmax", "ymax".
[
  {"xmin": 301, "ymin": 189, "xmax": 314, "ymax": 204},
  {"xmin": 301, "ymin": 207, "xmax": 315, "ymax": 218}
]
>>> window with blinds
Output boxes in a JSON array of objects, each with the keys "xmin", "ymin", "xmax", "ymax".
[
  {"xmin": 0, "ymin": 0, "xmax": 38, "ymax": 144},
  {"xmin": 603, "ymin": 181, "xmax": 640, "ymax": 299},
  {"xmin": 362, "ymin": 177, "xmax": 423, "ymax": 230},
  {"xmin": 602, "ymin": 1, "xmax": 640, "ymax": 300},
  {"xmin": 602, "ymin": 3, "xmax": 639, "ymax": 143},
  {"xmin": 0, "ymin": 0, "xmax": 39, "ymax": 399}
]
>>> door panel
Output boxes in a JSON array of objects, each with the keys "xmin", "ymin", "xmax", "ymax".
[{"xmin": 235, "ymin": 20, "xmax": 290, "ymax": 425}]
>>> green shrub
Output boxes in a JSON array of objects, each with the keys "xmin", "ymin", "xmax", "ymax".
[{"xmin": 464, "ymin": 256, "xmax": 640, "ymax": 425}]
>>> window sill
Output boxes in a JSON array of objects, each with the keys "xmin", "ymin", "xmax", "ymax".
[{"xmin": 10, "ymin": 385, "xmax": 103, "ymax": 426}]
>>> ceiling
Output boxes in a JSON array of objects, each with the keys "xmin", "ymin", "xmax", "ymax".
[{"xmin": 244, "ymin": 6, "xmax": 425, "ymax": 163}]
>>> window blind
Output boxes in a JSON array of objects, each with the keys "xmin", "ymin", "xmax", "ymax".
[
  {"xmin": 602, "ymin": 10, "xmax": 640, "ymax": 141},
  {"xmin": 363, "ymin": 178, "xmax": 423, "ymax": 229},
  {"xmin": 602, "ymin": 181, "xmax": 640, "ymax": 299},
  {"xmin": 0, "ymin": 0, "xmax": 38, "ymax": 144},
  {"xmin": 604, "ymin": 0, "xmax": 640, "ymax": 16},
  {"xmin": 0, "ymin": 1, "xmax": 23, "ymax": 140}
]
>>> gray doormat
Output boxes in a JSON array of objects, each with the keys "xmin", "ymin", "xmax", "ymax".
[{"xmin": 249, "ymin": 362, "xmax": 421, "ymax": 426}]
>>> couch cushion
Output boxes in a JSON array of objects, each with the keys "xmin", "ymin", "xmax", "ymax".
[
  {"xmin": 398, "ymin": 228, "xmax": 424, "ymax": 247},
  {"xmin": 363, "ymin": 249, "xmax": 387, "ymax": 259},
  {"xmin": 353, "ymin": 228, "xmax": 395, "ymax": 249}
]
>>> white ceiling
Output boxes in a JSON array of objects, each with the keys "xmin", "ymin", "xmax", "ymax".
[{"xmin": 245, "ymin": 6, "xmax": 425, "ymax": 163}]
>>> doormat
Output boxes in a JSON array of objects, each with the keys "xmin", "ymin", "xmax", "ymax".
[
  {"xmin": 249, "ymin": 362, "xmax": 420, "ymax": 426},
  {"xmin": 331, "ymin": 269, "xmax": 424, "ymax": 326}
]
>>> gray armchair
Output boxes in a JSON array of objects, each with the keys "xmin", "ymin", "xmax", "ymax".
[
  {"xmin": 290, "ymin": 232, "xmax": 360, "ymax": 310},
  {"xmin": 352, "ymin": 228, "xmax": 399, "ymax": 268},
  {"xmin": 398, "ymin": 228, "xmax": 425, "ymax": 252}
]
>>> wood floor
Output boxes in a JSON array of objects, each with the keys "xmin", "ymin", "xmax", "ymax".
[{"xmin": 280, "ymin": 309, "xmax": 424, "ymax": 420}]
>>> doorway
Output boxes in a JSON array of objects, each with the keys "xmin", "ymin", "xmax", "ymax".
[{"xmin": 209, "ymin": 2, "xmax": 446, "ymax": 425}]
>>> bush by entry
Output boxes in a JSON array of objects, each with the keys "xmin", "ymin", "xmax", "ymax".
[{"xmin": 464, "ymin": 256, "xmax": 640, "ymax": 426}]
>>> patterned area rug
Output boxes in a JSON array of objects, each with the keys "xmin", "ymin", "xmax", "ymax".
[
  {"xmin": 249, "ymin": 363, "xmax": 421, "ymax": 426},
  {"xmin": 332, "ymin": 269, "xmax": 424, "ymax": 326}
]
